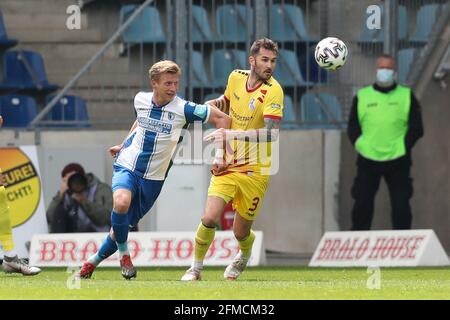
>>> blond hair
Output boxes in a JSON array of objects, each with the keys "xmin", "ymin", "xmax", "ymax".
[{"xmin": 149, "ymin": 60, "xmax": 181, "ymax": 81}]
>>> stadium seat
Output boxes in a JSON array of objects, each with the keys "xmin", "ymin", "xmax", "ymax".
[
  {"xmin": 210, "ymin": 49, "xmax": 247, "ymax": 87},
  {"xmin": 274, "ymin": 49, "xmax": 313, "ymax": 87},
  {"xmin": 397, "ymin": 48, "xmax": 417, "ymax": 84},
  {"xmin": 44, "ymin": 95, "xmax": 90, "ymax": 127},
  {"xmin": 409, "ymin": 4, "xmax": 441, "ymax": 44},
  {"xmin": 0, "ymin": 50, "xmax": 59, "ymax": 93},
  {"xmin": 191, "ymin": 5, "xmax": 214, "ymax": 43},
  {"xmin": 0, "ymin": 95, "xmax": 38, "ymax": 127},
  {"xmin": 216, "ymin": 4, "xmax": 252, "ymax": 42},
  {"xmin": 0, "ymin": 11, "xmax": 17, "ymax": 50},
  {"xmin": 281, "ymin": 95, "xmax": 299, "ymax": 129},
  {"xmin": 191, "ymin": 51, "xmax": 210, "ymax": 88},
  {"xmin": 300, "ymin": 92, "xmax": 343, "ymax": 128},
  {"xmin": 358, "ymin": 4, "xmax": 408, "ymax": 44},
  {"xmin": 119, "ymin": 5, "xmax": 166, "ymax": 44},
  {"xmin": 269, "ymin": 4, "xmax": 315, "ymax": 42}
]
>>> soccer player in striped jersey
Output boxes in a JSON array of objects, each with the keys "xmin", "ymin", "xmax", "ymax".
[
  {"xmin": 78, "ymin": 60, "xmax": 231, "ymax": 280},
  {"xmin": 0, "ymin": 116, "xmax": 41, "ymax": 275},
  {"xmin": 182, "ymin": 38, "xmax": 284, "ymax": 281}
]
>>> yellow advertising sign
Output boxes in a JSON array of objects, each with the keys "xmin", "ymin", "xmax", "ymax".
[{"xmin": 0, "ymin": 148, "xmax": 41, "ymax": 227}]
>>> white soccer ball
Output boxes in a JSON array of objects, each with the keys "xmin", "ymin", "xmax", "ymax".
[{"xmin": 314, "ymin": 37, "xmax": 348, "ymax": 71}]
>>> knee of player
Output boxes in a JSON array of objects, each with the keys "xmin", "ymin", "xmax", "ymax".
[{"xmin": 113, "ymin": 193, "xmax": 131, "ymax": 212}]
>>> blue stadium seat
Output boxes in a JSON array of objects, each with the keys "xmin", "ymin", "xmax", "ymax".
[
  {"xmin": 191, "ymin": 5, "xmax": 214, "ymax": 43},
  {"xmin": 45, "ymin": 95, "xmax": 90, "ymax": 127},
  {"xmin": 274, "ymin": 49, "xmax": 313, "ymax": 87},
  {"xmin": 269, "ymin": 4, "xmax": 315, "ymax": 42},
  {"xmin": 281, "ymin": 95, "xmax": 299, "ymax": 129},
  {"xmin": 359, "ymin": 5, "xmax": 408, "ymax": 44},
  {"xmin": 120, "ymin": 5, "xmax": 166, "ymax": 44},
  {"xmin": 300, "ymin": 92, "xmax": 343, "ymax": 128},
  {"xmin": 216, "ymin": 4, "xmax": 252, "ymax": 42},
  {"xmin": 397, "ymin": 48, "xmax": 417, "ymax": 84},
  {"xmin": 191, "ymin": 51, "xmax": 210, "ymax": 88},
  {"xmin": 210, "ymin": 49, "xmax": 247, "ymax": 87},
  {"xmin": 0, "ymin": 50, "xmax": 59, "ymax": 92},
  {"xmin": 409, "ymin": 4, "xmax": 441, "ymax": 43},
  {"xmin": 0, "ymin": 11, "xmax": 17, "ymax": 49},
  {"xmin": 0, "ymin": 95, "xmax": 37, "ymax": 127}
]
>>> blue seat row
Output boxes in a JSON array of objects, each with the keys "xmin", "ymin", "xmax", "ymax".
[
  {"xmin": 0, "ymin": 50, "xmax": 59, "ymax": 93},
  {"xmin": 283, "ymin": 93, "xmax": 344, "ymax": 129},
  {"xmin": 120, "ymin": 4, "xmax": 316, "ymax": 45},
  {"xmin": 191, "ymin": 48, "xmax": 318, "ymax": 89},
  {"xmin": 359, "ymin": 4, "xmax": 442, "ymax": 44},
  {"xmin": 0, "ymin": 94, "xmax": 89, "ymax": 128}
]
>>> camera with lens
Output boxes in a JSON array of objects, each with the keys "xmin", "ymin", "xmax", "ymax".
[{"xmin": 67, "ymin": 172, "xmax": 88, "ymax": 195}]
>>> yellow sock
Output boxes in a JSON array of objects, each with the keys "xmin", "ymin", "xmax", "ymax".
[
  {"xmin": 238, "ymin": 230, "xmax": 255, "ymax": 259},
  {"xmin": 194, "ymin": 222, "xmax": 216, "ymax": 263},
  {"xmin": 0, "ymin": 186, "xmax": 15, "ymax": 251}
]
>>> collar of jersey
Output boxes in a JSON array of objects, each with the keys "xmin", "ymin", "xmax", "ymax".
[{"xmin": 151, "ymin": 96, "xmax": 175, "ymax": 108}]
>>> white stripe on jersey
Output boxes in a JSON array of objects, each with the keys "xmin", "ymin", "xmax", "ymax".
[{"xmin": 116, "ymin": 92, "xmax": 210, "ymax": 180}]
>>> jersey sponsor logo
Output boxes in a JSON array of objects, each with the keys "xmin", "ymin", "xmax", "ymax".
[
  {"xmin": 193, "ymin": 105, "xmax": 207, "ymax": 119},
  {"xmin": 230, "ymin": 107, "xmax": 253, "ymax": 122},
  {"xmin": 138, "ymin": 116, "xmax": 172, "ymax": 134},
  {"xmin": 271, "ymin": 103, "xmax": 281, "ymax": 109}
]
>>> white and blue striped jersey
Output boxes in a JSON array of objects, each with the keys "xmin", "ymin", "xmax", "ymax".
[{"xmin": 115, "ymin": 92, "xmax": 211, "ymax": 180}]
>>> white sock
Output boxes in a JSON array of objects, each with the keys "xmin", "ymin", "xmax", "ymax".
[{"xmin": 192, "ymin": 260, "xmax": 203, "ymax": 270}]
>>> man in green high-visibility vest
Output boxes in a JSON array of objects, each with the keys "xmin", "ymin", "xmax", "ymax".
[{"xmin": 347, "ymin": 54, "xmax": 424, "ymax": 230}]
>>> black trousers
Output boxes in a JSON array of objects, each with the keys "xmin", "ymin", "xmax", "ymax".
[{"xmin": 351, "ymin": 155, "xmax": 413, "ymax": 230}]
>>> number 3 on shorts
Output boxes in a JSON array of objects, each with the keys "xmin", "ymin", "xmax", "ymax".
[{"xmin": 249, "ymin": 197, "xmax": 260, "ymax": 212}]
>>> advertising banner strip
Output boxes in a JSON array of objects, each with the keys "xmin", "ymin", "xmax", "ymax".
[
  {"xmin": 30, "ymin": 231, "xmax": 266, "ymax": 267},
  {"xmin": 309, "ymin": 229, "xmax": 450, "ymax": 267}
]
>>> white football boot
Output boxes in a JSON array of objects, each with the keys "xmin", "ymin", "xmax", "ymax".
[
  {"xmin": 2, "ymin": 255, "xmax": 41, "ymax": 276},
  {"xmin": 223, "ymin": 251, "xmax": 249, "ymax": 280},
  {"xmin": 181, "ymin": 267, "xmax": 202, "ymax": 281}
]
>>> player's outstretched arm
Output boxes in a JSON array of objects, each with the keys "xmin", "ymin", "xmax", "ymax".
[
  {"xmin": 207, "ymin": 105, "xmax": 231, "ymax": 129},
  {"xmin": 108, "ymin": 120, "xmax": 137, "ymax": 157}
]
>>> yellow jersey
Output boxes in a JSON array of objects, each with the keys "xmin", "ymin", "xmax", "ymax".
[{"xmin": 222, "ymin": 70, "xmax": 284, "ymax": 175}]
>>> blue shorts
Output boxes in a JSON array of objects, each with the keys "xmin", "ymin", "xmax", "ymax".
[{"xmin": 112, "ymin": 164, "xmax": 164, "ymax": 226}]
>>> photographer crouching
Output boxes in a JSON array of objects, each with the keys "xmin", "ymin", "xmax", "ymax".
[{"xmin": 46, "ymin": 163, "xmax": 113, "ymax": 233}]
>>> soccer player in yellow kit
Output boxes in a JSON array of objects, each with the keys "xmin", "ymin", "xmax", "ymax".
[
  {"xmin": 0, "ymin": 116, "xmax": 41, "ymax": 275},
  {"xmin": 182, "ymin": 38, "xmax": 284, "ymax": 280}
]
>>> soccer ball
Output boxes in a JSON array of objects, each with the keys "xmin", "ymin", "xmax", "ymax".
[{"xmin": 314, "ymin": 37, "xmax": 348, "ymax": 71}]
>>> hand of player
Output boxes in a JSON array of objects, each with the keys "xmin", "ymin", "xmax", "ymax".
[
  {"xmin": 211, "ymin": 161, "xmax": 228, "ymax": 175},
  {"xmin": 204, "ymin": 128, "xmax": 226, "ymax": 142},
  {"xmin": 109, "ymin": 144, "xmax": 123, "ymax": 158}
]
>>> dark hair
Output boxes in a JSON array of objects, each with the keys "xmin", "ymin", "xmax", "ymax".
[
  {"xmin": 61, "ymin": 163, "xmax": 85, "ymax": 178},
  {"xmin": 250, "ymin": 38, "xmax": 279, "ymax": 57}
]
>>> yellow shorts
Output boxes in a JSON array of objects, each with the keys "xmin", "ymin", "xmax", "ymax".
[{"xmin": 208, "ymin": 172, "xmax": 269, "ymax": 221}]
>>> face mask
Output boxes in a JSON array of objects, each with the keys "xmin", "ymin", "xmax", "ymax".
[{"xmin": 376, "ymin": 68, "xmax": 395, "ymax": 85}]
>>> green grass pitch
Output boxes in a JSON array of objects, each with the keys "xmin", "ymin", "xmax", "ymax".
[{"xmin": 0, "ymin": 266, "xmax": 449, "ymax": 300}]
